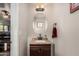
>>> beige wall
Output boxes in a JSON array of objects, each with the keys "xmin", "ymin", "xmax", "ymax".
[
  {"xmin": 18, "ymin": 3, "xmax": 28, "ymax": 56},
  {"xmin": 53, "ymin": 3, "xmax": 79, "ymax": 56}
]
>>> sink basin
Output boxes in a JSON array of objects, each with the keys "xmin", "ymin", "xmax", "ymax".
[
  {"xmin": 34, "ymin": 40, "xmax": 47, "ymax": 43},
  {"xmin": 30, "ymin": 40, "xmax": 51, "ymax": 44}
]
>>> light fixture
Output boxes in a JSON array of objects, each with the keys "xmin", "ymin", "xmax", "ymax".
[
  {"xmin": 35, "ymin": 4, "xmax": 45, "ymax": 11},
  {"xmin": 1, "ymin": 10, "xmax": 10, "ymax": 19}
]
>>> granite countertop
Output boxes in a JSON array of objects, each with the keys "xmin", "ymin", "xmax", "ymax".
[{"xmin": 30, "ymin": 40, "xmax": 51, "ymax": 44}]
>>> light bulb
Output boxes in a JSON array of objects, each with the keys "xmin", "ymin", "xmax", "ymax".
[
  {"xmin": 3, "ymin": 15, "xmax": 8, "ymax": 19},
  {"xmin": 36, "ymin": 5, "xmax": 39, "ymax": 8},
  {"xmin": 41, "ymin": 4, "xmax": 44, "ymax": 8}
]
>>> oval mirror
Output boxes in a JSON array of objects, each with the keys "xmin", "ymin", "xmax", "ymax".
[{"xmin": 33, "ymin": 13, "xmax": 48, "ymax": 34}]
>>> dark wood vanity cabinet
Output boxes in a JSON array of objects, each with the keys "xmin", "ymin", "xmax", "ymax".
[{"xmin": 30, "ymin": 44, "xmax": 51, "ymax": 56}]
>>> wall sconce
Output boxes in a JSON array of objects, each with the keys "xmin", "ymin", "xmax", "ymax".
[
  {"xmin": 35, "ymin": 4, "xmax": 45, "ymax": 11},
  {"xmin": 1, "ymin": 10, "xmax": 10, "ymax": 19}
]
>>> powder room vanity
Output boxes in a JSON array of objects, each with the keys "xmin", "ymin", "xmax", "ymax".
[{"xmin": 30, "ymin": 40, "xmax": 51, "ymax": 56}]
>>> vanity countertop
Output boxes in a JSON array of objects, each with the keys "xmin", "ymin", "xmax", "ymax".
[{"xmin": 30, "ymin": 40, "xmax": 51, "ymax": 44}]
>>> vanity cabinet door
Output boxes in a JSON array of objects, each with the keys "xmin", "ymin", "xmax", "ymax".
[
  {"xmin": 30, "ymin": 46, "xmax": 41, "ymax": 56},
  {"xmin": 41, "ymin": 46, "xmax": 51, "ymax": 56},
  {"xmin": 30, "ymin": 44, "xmax": 51, "ymax": 56}
]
